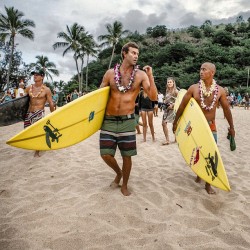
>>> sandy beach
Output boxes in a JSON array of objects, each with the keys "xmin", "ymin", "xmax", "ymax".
[{"xmin": 0, "ymin": 106, "xmax": 249, "ymax": 250}]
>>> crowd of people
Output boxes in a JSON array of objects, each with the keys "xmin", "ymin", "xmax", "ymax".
[
  {"xmin": 1, "ymin": 79, "xmax": 59, "ymax": 110},
  {"xmin": 225, "ymin": 90, "xmax": 250, "ymax": 110},
  {"xmin": 0, "ymin": 80, "xmax": 25, "ymax": 102},
  {"xmin": 64, "ymin": 89, "xmax": 90, "ymax": 104},
  {"xmin": 1, "ymin": 81, "xmax": 89, "ymax": 109}
]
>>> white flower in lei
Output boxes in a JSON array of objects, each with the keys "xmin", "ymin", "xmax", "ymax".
[
  {"xmin": 199, "ymin": 79, "xmax": 219, "ymax": 111},
  {"xmin": 200, "ymin": 79, "xmax": 217, "ymax": 97},
  {"xmin": 114, "ymin": 63, "xmax": 139, "ymax": 93}
]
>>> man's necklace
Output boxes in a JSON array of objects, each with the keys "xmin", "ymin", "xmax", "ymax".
[
  {"xmin": 29, "ymin": 84, "xmax": 45, "ymax": 98},
  {"xmin": 114, "ymin": 63, "xmax": 139, "ymax": 93},
  {"xmin": 199, "ymin": 79, "xmax": 218, "ymax": 111}
]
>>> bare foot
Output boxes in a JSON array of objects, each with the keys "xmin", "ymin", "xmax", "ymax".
[
  {"xmin": 195, "ymin": 176, "xmax": 201, "ymax": 183},
  {"xmin": 110, "ymin": 181, "xmax": 120, "ymax": 188},
  {"xmin": 162, "ymin": 141, "xmax": 170, "ymax": 146},
  {"xmin": 110, "ymin": 172, "xmax": 122, "ymax": 188},
  {"xmin": 34, "ymin": 151, "xmax": 40, "ymax": 157},
  {"xmin": 121, "ymin": 186, "xmax": 131, "ymax": 196},
  {"xmin": 205, "ymin": 183, "xmax": 216, "ymax": 194}
]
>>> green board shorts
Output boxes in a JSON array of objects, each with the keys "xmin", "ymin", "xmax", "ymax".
[{"xmin": 100, "ymin": 114, "xmax": 137, "ymax": 157}]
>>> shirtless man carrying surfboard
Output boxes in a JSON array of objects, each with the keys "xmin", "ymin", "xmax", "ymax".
[
  {"xmin": 25, "ymin": 69, "xmax": 54, "ymax": 157},
  {"xmin": 99, "ymin": 42, "xmax": 158, "ymax": 196},
  {"xmin": 173, "ymin": 62, "xmax": 235, "ymax": 194}
]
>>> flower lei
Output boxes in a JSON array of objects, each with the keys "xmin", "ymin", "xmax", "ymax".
[
  {"xmin": 114, "ymin": 63, "xmax": 139, "ymax": 93},
  {"xmin": 29, "ymin": 84, "xmax": 45, "ymax": 98},
  {"xmin": 200, "ymin": 79, "xmax": 217, "ymax": 97},
  {"xmin": 199, "ymin": 79, "xmax": 218, "ymax": 111}
]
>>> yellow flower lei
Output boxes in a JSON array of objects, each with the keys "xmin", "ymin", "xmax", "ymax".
[{"xmin": 29, "ymin": 84, "xmax": 45, "ymax": 98}]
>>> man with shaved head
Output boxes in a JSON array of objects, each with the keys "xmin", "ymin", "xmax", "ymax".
[{"xmin": 173, "ymin": 62, "xmax": 235, "ymax": 194}]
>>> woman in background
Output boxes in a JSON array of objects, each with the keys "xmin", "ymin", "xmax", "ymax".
[
  {"xmin": 162, "ymin": 77, "xmax": 178, "ymax": 145},
  {"xmin": 139, "ymin": 88, "xmax": 155, "ymax": 142},
  {"xmin": 1, "ymin": 90, "xmax": 12, "ymax": 103}
]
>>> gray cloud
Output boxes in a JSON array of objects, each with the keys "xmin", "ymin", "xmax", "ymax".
[
  {"xmin": 179, "ymin": 12, "xmax": 203, "ymax": 27},
  {"xmin": 121, "ymin": 10, "xmax": 168, "ymax": 33},
  {"xmin": 95, "ymin": 10, "xmax": 169, "ymax": 36},
  {"xmin": 238, "ymin": 0, "xmax": 250, "ymax": 8}
]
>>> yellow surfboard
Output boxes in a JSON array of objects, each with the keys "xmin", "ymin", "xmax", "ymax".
[
  {"xmin": 175, "ymin": 97, "xmax": 230, "ymax": 191},
  {"xmin": 6, "ymin": 87, "xmax": 110, "ymax": 150},
  {"xmin": 174, "ymin": 89, "xmax": 187, "ymax": 113}
]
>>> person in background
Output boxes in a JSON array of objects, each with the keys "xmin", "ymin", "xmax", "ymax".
[
  {"xmin": 66, "ymin": 93, "xmax": 71, "ymax": 103},
  {"xmin": 237, "ymin": 93, "xmax": 242, "ymax": 106},
  {"xmin": 153, "ymin": 100, "xmax": 159, "ymax": 117},
  {"xmin": 139, "ymin": 88, "xmax": 156, "ymax": 142},
  {"xmin": 229, "ymin": 92, "xmax": 235, "ymax": 108},
  {"xmin": 1, "ymin": 89, "xmax": 12, "ymax": 103},
  {"xmin": 71, "ymin": 89, "xmax": 79, "ymax": 101},
  {"xmin": 52, "ymin": 90, "xmax": 59, "ymax": 110},
  {"xmin": 244, "ymin": 93, "xmax": 249, "ymax": 110},
  {"xmin": 157, "ymin": 91, "xmax": 164, "ymax": 112},
  {"xmin": 16, "ymin": 80, "xmax": 25, "ymax": 98},
  {"xmin": 162, "ymin": 77, "xmax": 178, "ymax": 145},
  {"xmin": 135, "ymin": 94, "xmax": 142, "ymax": 134}
]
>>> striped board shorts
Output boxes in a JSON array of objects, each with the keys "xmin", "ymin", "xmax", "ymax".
[
  {"xmin": 100, "ymin": 114, "xmax": 137, "ymax": 157},
  {"xmin": 24, "ymin": 109, "xmax": 45, "ymax": 128}
]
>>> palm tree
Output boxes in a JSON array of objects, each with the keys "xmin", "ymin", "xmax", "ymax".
[
  {"xmin": 75, "ymin": 31, "xmax": 91, "ymax": 92},
  {"xmin": 30, "ymin": 55, "xmax": 59, "ymax": 82},
  {"xmin": 0, "ymin": 6, "xmax": 35, "ymax": 88},
  {"xmin": 77, "ymin": 33, "xmax": 99, "ymax": 91},
  {"xmin": 53, "ymin": 80, "xmax": 66, "ymax": 92},
  {"xmin": 53, "ymin": 23, "xmax": 85, "ymax": 91},
  {"xmin": 85, "ymin": 37, "xmax": 99, "ymax": 91},
  {"xmin": 98, "ymin": 21, "xmax": 130, "ymax": 69}
]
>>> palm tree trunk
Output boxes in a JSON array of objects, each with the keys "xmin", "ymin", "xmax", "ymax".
[
  {"xmin": 6, "ymin": 36, "xmax": 15, "ymax": 89},
  {"xmin": 80, "ymin": 57, "xmax": 84, "ymax": 94},
  {"xmin": 108, "ymin": 45, "xmax": 116, "ymax": 69},
  {"xmin": 86, "ymin": 55, "xmax": 89, "ymax": 92},
  {"xmin": 74, "ymin": 54, "xmax": 81, "ymax": 92}
]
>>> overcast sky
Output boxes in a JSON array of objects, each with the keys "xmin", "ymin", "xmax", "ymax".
[{"xmin": 1, "ymin": 0, "xmax": 250, "ymax": 83}]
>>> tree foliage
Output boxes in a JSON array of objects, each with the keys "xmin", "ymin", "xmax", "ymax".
[
  {"xmin": 29, "ymin": 55, "xmax": 59, "ymax": 82},
  {"xmin": 86, "ymin": 18, "xmax": 250, "ymax": 91},
  {"xmin": 212, "ymin": 30, "xmax": 234, "ymax": 46},
  {"xmin": 0, "ymin": 6, "xmax": 35, "ymax": 88},
  {"xmin": 0, "ymin": 42, "xmax": 29, "ymax": 91},
  {"xmin": 98, "ymin": 21, "xmax": 130, "ymax": 69}
]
